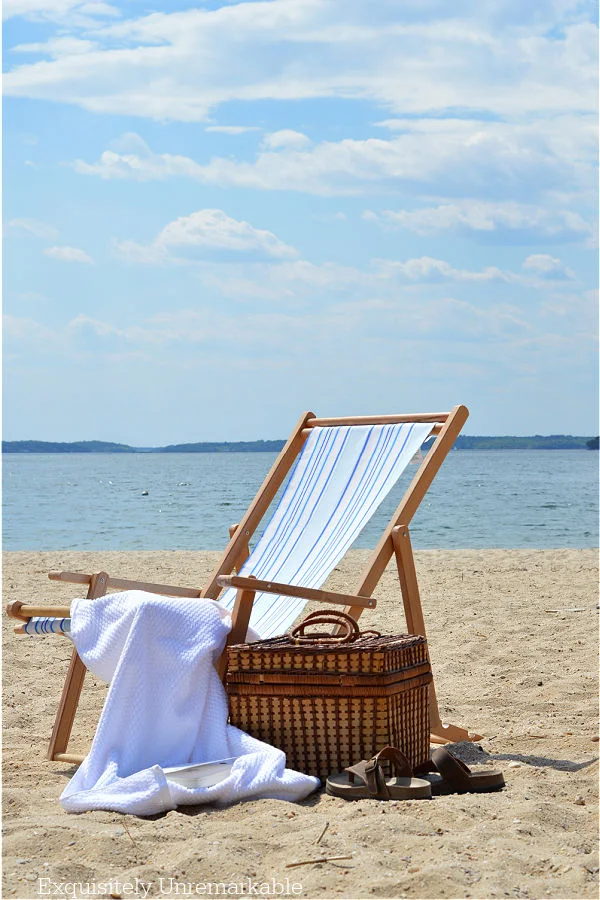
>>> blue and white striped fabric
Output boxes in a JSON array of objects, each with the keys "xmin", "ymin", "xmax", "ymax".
[
  {"xmin": 219, "ymin": 422, "xmax": 432, "ymax": 638},
  {"xmin": 24, "ymin": 616, "xmax": 71, "ymax": 635}
]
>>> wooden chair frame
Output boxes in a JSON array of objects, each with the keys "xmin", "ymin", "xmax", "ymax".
[{"xmin": 7, "ymin": 406, "xmax": 481, "ymax": 764}]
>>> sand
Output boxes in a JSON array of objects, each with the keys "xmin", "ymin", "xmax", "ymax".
[{"xmin": 2, "ymin": 548, "xmax": 599, "ymax": 900}]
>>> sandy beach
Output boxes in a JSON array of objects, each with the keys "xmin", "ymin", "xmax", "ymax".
[{"xmin": 3, "ymin": 548, "xmax": 598, "ymax": 900}]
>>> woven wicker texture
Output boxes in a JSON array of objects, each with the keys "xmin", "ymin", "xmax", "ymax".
[{"xmin": 227, "ymin": 631, "xmax": 432, "ymax": 780}]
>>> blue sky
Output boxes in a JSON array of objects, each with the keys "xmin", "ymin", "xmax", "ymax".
[{"xmin": 3, "ymin": 0, "xmax": 598, "ymax": 444}]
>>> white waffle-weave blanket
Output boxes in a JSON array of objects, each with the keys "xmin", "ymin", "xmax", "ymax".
[{"xmin": 60, "ymin": 591, "xmax": 319, "ymax": 815}]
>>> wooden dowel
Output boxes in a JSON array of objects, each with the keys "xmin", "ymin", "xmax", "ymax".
[
  {"xmin": 305, "ymin": 413, "xmax": 449, "ymax": 427},
  {"xmin": 217, "ymin": 575, "xmax": 376, "ymax": 609},
  {"xmin": 53, "ymin": 752, "xmax": 85, "ymax": 765},
  {"xmin": 49, "ymin": 571, "xmax": 202, "ymax": 598},
  {"xmin": 48, "ymin": 571, "xmax": 95, "ymax": 586},
  {"xmin": 300, "ymin": 424, "xmax": 442, "ymax": 438},
  {"xmin": 6, "ymin": 601, "xmax": 29, "ymax": 621},
  {"xmin": 7, "ymin": 603, "xmax": 71, "ymax": 620}
]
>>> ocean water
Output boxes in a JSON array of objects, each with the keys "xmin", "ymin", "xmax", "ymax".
[{"xmin": 2, "ymin": 450, "xmax": 598, "ymax": 551}]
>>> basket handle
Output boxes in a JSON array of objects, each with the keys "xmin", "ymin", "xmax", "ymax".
[{"xmin": 290, "ymin": 610, "xmax": 364, "ymax": 644}]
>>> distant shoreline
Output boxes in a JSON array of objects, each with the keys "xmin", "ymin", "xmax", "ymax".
[{"xmin": 2, "ymin": 435, "xmax": 598, "ymax": 452}]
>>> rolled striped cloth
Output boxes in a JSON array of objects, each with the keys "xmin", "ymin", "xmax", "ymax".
[{"xmin": 24, "ymin": 617, "xmax": 71, "ymax": 635}]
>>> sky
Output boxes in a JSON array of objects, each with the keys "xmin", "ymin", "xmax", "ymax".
[{"xmin": 2, "ymin": 0, "xmax": 598, "ymax": 444}]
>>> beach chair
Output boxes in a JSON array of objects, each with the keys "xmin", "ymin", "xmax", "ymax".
[{"xmin": 7, "ymin": 407, "xmax": 481, "ymax": 764}]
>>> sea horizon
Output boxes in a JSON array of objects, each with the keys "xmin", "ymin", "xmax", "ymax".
[{"xmin": 3, "ymin": 448, "xmax": 598, "ymax": 552}]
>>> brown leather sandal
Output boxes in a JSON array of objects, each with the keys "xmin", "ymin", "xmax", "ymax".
[
  {"xmin": 326, "ymin": 746, "xmax": 432, "ymax": 800},
  {"xmin": 424, "ymin": 746, "xmax": 505, "ymax": 794}
]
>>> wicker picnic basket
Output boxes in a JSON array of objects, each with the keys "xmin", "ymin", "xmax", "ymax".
[{"xmin": 226, "ymin": 610, "xmax": 432, "ymax": 780}]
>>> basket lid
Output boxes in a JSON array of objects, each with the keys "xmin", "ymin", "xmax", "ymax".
[
  {"xmin": 232, "ymin": 631, "xmax": 426, "ymax": 653},
  {"xmin": 227, "ymin": 631, "xmax": 429, "ymax": 676}
]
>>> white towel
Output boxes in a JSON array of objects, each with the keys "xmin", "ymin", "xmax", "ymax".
[{"xmin": 60, "ymin": 591, "xmax": 320, "ymax": 815}]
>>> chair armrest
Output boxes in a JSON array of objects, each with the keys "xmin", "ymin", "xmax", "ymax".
[
  {"xmin": 215, "ymin": 574, "xmax": 376, "ymax": 609},
  {"xmin": 48, "ymin": 571, "xmax": 202, "ymax": 598}
]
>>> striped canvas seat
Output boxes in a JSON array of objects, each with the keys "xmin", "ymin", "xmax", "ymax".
[{"xmin": 219, "ymin": 422, "xmax": 432, "ymax": 637}]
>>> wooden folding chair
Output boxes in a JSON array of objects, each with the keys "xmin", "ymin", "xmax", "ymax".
[{"xmin": 7, "ymin": 406, "xmax": 481, "ymax": 764}]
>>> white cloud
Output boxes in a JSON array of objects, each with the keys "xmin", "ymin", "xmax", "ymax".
[
  {"xmin": 4, "ymin": 0, "xmax": 78, "ymax": 16},
  {"xmin": 205, "ymin": 125, "xmax": 261, "ymax": 135},
  {"xmin": 68, "ymin": 312, "xmax": 120, "ymax": 337},
  {"xmin": 3, "ymin": 313, "xmax": 40, "ymax": 338},
  {"xmin": 194, "ymin": 259, "xmax": 370, "ymax": 302},
  {"xmin": 108, "ymin": 132, "xmax": 153, "ymax": 155},
  {"xmin": 111, "ymin": 239, "xmax": 166, "ymax": 266},
  {"xmin": 114, "ymin": 209, "xmax": 297, "ymax": 264},
  {"xmin": 159, "ymin": 210, "xmax": 296, "ymax": 257},
  {"xmin": 6, "ymin": 217, "xmax": 59, "ymax": 239},
  {"xmin": 73, "ymin": 114, "xmax": 595, "ymax": 198},
  {"xmin": 522, "ymin": 254, "xmax": 576, "ymax": 280},
  {"xmin": 13, "ymin": 294, "xmax": 531, "ymax": 358},
  {"xmin": 44, "ymin": 245, "xmax": 94, "ymax": 263},
  {"xmin": 3, "ymin": 0, "xmax": 119, "ymax": 23},
  {"xmin": 403, "ymin": 297, "xmax": 531, "ymax": 341},
  {"xmin": 6, "ymin": 279, "xmax": 591, "ymax": 381},
  {"xmin": 13, "ymin": 290, "xmax": 50, "ymax": 303},
  {"xmin": 166, "ymin": 252, "xmax": 576, "ymax": 306},
  {"xmin": 3, "ymin": 3, "xmax": 596, "ymax": 123},
  {"xmin": 13, "ymin": 37, "xmax": 98, "ymax": 55},
  {"xmin": 383, "ymin": 254, "xmax": 576, "ymax": 286},
  {"xmin": 74, "ymin": 137, "xmax": 206, "ymax": 182},
  {"xmin": 262, "ymin": 130, "xmax": 312, "ymax": 150},
  {"xmin": 2, "ymin": 314, "xmax": 60, "ymax": 350},
  {"xmin": 374, "ymin": 257, "xmax": 511, "ymax": 284},
  {"xmin": 364, "ymin": 200, "xmax": 593, "ymax": 242},
  {"xmin": 538, "ymin": 288, "xmax": 598, "ymax": 332}
]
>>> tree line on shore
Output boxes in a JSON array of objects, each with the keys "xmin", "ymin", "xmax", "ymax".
[{"xmin": 3, "ymin": 435, "xmax": 599, "ymax": 453}]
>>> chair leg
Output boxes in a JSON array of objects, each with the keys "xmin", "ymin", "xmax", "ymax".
[
  {"xmin": 47, "ymin": 650, "xmax": 88, "ymax": 762},
  {"xmin": 216, "ymin": 585, "xmax": 257, "ymax": 682},
  {"xmin": 392, "ymin": 527, "xmax": 482, "ymax": 745},
  {"xmin": 47, "ymin": 571, "xmax": 109, "ymax": 762}
]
